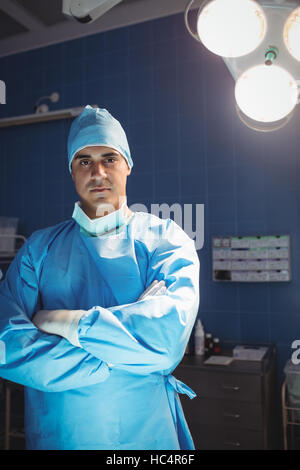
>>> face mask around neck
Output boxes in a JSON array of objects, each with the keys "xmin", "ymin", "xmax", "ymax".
[{"xmin": 72, "ymin": 201, "xmax": 129, "ymax": 236}]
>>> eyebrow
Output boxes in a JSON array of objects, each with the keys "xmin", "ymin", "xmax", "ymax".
[{"xmin": 74, "ymin": 151, "xmax": 119, "ymax": 160}]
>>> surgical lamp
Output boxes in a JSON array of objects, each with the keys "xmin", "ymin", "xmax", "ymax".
[{"xmin": 184, "ymin": 0, "xmax": 300, "ymax": 132}]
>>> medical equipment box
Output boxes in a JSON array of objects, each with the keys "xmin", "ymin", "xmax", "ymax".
[
  {"xmin": 233, "ymin": 345, "xmax": 268, "ymax": 361},
  {"xmin": 0, "ymin": 217, "xmax": 18, "ymax": 253}
]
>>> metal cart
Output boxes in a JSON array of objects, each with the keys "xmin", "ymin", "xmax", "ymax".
[
  {"xmin": 2, "ymin": 380, "xmax": 25, "ymax": 450},
  {"xmin": 0, "ymin": 233, "xmax": 27, "ymax": 270},
  {"xmin": 282, "ymin": 379, "xmax": 300, "ymax": 450},
  {"xmin": 0, "ymin": 232, "xmax": 26, "ymax": 449}
]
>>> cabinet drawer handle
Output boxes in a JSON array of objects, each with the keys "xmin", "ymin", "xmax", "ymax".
[
  {"xmin": 221, "ymin": 384, "xmax": 240, "ymax": 391},
  {"xmin": 223, "ymin": 412, "xmax": 240, "ymax": 419},
  {"xmin": 224, "ymin": 441, "xmax": 241, "ymax": 448}
]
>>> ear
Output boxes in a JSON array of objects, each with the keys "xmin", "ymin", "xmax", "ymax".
[
  {"xmin": 126, "ymin": 160, "xmax": 132, "ymax": 176},
  {"xmin": 70, "ymin": 162, "xmax": 74, "ymax": 180}
]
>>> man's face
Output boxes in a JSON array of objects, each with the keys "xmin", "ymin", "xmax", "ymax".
[{"xmin": 71, "ymin": 146, "xmax": 131, "ymax": 219}]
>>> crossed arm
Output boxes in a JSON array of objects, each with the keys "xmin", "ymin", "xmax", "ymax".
[
  {"xmin": 0, "ymin": 230, "xmax": 199, "ymax": 389},
  {"xmin": 32, "ymin": 280, "xmax": 167, "ymax": 347}
]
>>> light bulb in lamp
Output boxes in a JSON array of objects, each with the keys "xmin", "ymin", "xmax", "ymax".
[
  {"xmin": 235, "ymin": 64, "xmax": 298, "ymax": 123},
  {"xmin": 197, "ymin": 0, "xmax": 266, "ymax": 58},
  {"xmin": 284, "ymin": 6, "xmax": 300, "ymax": 62}
]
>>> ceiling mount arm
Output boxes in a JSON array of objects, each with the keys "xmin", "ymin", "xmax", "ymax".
[{"xmin": 184, "ymin": 0, "xmax": 202, "ymax": 42}]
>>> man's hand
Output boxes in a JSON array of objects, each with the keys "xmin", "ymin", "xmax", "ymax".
[{"xmin": 32, "ymin": 309, "xmax": 86, "ymax": 347}]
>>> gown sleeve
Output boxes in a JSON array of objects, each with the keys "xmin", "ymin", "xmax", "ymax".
[
  {"xmin": 77, "ymin": 221, "xmax": 200, "ymax": 374},
  {"xmin": 0, "ymin": 236, "xmax": 110, "ymax": 392}
]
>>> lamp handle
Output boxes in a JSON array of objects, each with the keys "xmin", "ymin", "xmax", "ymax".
[
  {"xmin": 235, "ymin": 101, "xmax": 294, "ymax": 133},
  {"xmin": 184, "ymin": 0, "xmax": 202, "ymax": 42}
]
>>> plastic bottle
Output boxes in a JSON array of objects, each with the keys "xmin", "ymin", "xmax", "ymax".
[
  {"xmin": 213, "ymin": 337, "xmax": 221, "ymax": 355},
  {"xmin": 194, "ymin": 319, "xmax": 205, "ymax": 356},
  {"xmin": 208, "ymin": 338, "xmax": 214, "ymax": 357},
  {"xmin": 205, "ymin": 333, "xmax": 213, "ymax": 358}
]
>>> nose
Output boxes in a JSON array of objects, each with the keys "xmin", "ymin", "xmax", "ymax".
[{"xmin": 92, "ymin": 161, "xmax": 108, "ymax": 178}]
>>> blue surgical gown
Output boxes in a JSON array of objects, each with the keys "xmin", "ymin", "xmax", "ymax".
[{"xmin": 0, "ymin": 212, "xmax": 200, "ymax": 450}]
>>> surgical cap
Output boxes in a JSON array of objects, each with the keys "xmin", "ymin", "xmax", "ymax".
[{"xmin": 67, "ymin": 105, "xmax": 133, "ymax": 173}]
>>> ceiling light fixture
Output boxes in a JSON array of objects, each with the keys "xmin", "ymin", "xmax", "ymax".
[
  {"xmin": 184, "ymin": 0, "xmax": 300, "ymax": 132},
  {"xmin": 196, "ymin": 0, "xmax": 267, "ymax": 58},
  {"xmin": 283, "ymin": 6, "xmax": 300, "ymax": 62}
]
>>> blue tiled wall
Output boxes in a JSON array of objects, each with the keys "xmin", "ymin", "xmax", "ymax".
[{"xmin": 1, "ymin": 11, "xmax": 300, "ymax": 443}]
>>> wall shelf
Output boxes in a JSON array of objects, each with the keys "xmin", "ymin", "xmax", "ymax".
[{"xmin": 0, "ymin": 105, "xmax": 98, "ymax": 128}]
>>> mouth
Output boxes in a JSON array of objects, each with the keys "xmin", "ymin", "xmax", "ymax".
[{"xmin": 90, "ymin": 187, "xmax": 111, "ymax": 192}]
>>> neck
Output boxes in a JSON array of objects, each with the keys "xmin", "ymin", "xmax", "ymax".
[{"xmin": 81, "ymin": 198, "xmax": 130, "ymax": 220}]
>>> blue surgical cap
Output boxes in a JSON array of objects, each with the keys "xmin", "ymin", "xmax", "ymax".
[{"xmin": 67, "ymin": 105, "xmax": 133, "ymax": 173}]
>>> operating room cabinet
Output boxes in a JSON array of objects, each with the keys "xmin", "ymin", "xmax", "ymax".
[{"xmin": 174, "ymin": 344, "xmax": 279, "ymax": 450}]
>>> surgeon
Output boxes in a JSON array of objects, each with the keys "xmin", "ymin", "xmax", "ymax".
[{"xmin": 0, "ymin": 105, "xmax": 200, "ymax": 450}]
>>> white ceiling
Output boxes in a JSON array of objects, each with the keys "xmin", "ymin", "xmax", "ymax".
[{"xmin": 0, "ymin": 0, "xmax": 202, "ymax": 58}]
